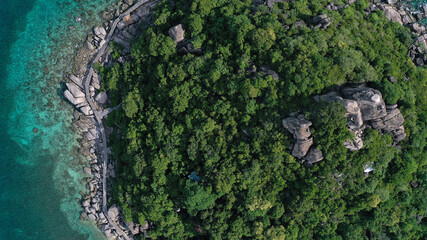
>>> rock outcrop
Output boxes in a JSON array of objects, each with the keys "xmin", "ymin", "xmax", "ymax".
[
  {"xmin": 282, "ymin": 114, "xmax": 323, "ymax": 165},
  {"xmin": 285, "ymin": 85, "xmax": 406, "ymax": 166},
  {"xmin": 94, "ymin": 26, "xmax": 107, "ymax": 39},
  {"xmin": 383, "ymin": 6, "xmax": 403, "ymax": 25},
  {"xmin": 313, "ymin": 14, "xmax": 331, "ymax": 29},
  {"xmin": 282, "ymin": 114, "xmax": 312, "ymax": 140},
  {"xmin": 315, "ymin": 85, "xmax": 406, "ymax": 151},
  {"xmin": 169, "ymin": 24, "xmax": 185, "ymax": 43},
  {"xmin": 303, "ymin": 148, "xmax": 324, "ymax": 166},
  {"xmin": 64, "ymin": 81, "xmax": 93, "ymax": 116},
  {"xmin": 341, "ymin": 86, "xmax": 387, "ymax": 121},
  {"xmin": 95, "ymin": 92, "xmax": 108, "ymax": 105}
]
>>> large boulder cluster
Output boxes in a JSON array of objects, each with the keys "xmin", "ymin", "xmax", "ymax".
[
  {"xmin": 315, "ymin": 85, "xmax": 406, "ymax": 151},
  {"xmin": 283, "ymin": 85, "xmax": 406, "ymax": 167}
]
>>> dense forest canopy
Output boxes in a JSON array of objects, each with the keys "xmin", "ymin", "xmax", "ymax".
[{"xmin": 101, "ymin": 0, "xmax": 426, "ymax": 239}]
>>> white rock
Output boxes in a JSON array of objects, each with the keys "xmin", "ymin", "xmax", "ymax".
[
  {"xmin": 66, "ymin": 83, "xmax": 85, "ymax": 98},
  {"xmin": 82, "ymin": 199, "xmax": 90, "ymax": 207},
  {"xmin": 108, "ymin": 205, "xmax": 120, "ymax": 222},
  {"xmin": 64, "ymin": 90, "xmax": 78, "ymax": 105},
  {"xmin": 169, "ymin": 24, "xmax": 185, "ymax": 43}
]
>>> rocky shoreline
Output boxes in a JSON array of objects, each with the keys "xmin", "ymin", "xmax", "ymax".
[
  {"xmin": 64, "ymin": 0, "xmax": 159, "ymax": 239},
  {"xmin": 369, "ymin": 0, "xmax": 427, "ymax": 66},
  {"xmin": 62, "ymin": 0, "xmax": 426, "ymax": 239}
]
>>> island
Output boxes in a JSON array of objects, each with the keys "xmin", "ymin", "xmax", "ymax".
[{"xmin": 64, "ymin": 0, "xmax": 426, "ymax": 239}]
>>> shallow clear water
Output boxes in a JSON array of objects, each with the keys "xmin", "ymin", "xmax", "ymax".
[{"xmin": 0, "ymin": 0, "xmax": 115, "ymax": 239}]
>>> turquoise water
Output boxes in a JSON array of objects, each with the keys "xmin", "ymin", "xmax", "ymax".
[{"xmin": 0, "ymin": 0, "xmax": 115, "ymax": 239}]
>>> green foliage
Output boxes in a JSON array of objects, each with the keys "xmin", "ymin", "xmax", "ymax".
[
  {"xmin": 102, "ymin": 0, "xmax": 427, "ymax": 239},
  {"xmin": 183, "ymin": 180, "xmax": 218, "ymax": 215}
]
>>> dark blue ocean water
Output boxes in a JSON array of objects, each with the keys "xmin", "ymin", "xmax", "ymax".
[{"xmin": 0, "ymin": 0, "xmax": 425, "ymax": 239}]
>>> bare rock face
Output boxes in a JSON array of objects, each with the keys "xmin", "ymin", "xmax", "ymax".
[
  {"xmin": 303, "ymin": 148, "xmax": 324, "ymax": 165},
  {"xmin": 282, "ymin": 115, "xmax": 312, "ymax": 140},
  {"xmin": 266, "ymin": 0, "xmax": 285, "ymax": 8},
  {"xmin": 66, "ymin": 83, "xmax": 85, "ymax": 98},
  {"xmin": 260, "ymin": 66, "xmax": 279, "ymax": 80},
  {"xmin": 382, "ymin": 108, "xmax": 405, "ymax": 132},
  {"xmin": 341, "ymin": 86, "xmax": 387, "ymax": 121},
  {"xmin": 314, "ymin": 91, "xmax": 343, "ymax": 103},
  {"xmin": 108, "ymin": 205, "xmax": 120, "ymax": 222},
  {"xmin": 64, "ymin": 90, "xmax": 86, "ymax": 106},
  {"xmin": 383, "ymin": 6, "xmax": 403, "ymax": 25},
  {"xmin": 80, "ymin": 106, "xmax": 92, "ymax": 116},
  {"xmin": 342, "ymin": 99, "xmax": 363, "ymax": 130},
  {"xmin": 69, "ymin": 74, "xmax": 83, "ymax": 89},
  {"xmin": 292, "ymin": 138, "xmax": 314, "ymax": 159},
  {"xmin": 392, "ymin": 126, "xmax": 406, "ymax": 143},
  {"xmin": 126, "ymin": 222, "xmax": 141, "ymax": 235},
  {"xmin": 283, "ymin": 114, "xmax": 321, "ymax": 162},
  {"xmin": 169, "ymin": 24, "xmax": 185, "ymax": 43},
  {"xmin": 293, "ymin": 20, "xmax": 306, "ymax": 29}
]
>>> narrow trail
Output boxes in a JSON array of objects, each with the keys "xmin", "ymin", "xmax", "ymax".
[{"xmin": 81, "ymin": 0, "xmax": 151, "ymax": 239}]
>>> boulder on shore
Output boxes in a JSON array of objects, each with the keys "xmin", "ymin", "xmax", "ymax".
[
  {"xmin": 64, "ymin": 90, "xmax": 86, "ymax": 106},
  {"xmin": 94, "ymin": 26, "xmax": 107, "ymax": 39},
  {"xmin": 95, "ymin": 92, "xmax": 108, "ymax": 105},
  {"xmin": 66, "ymin": 83, "xmax": 85, "ymax": 98}
]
